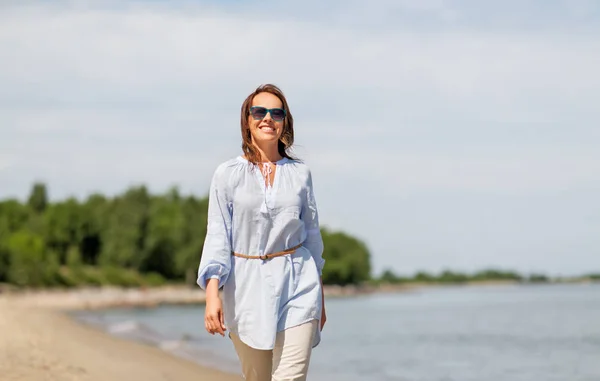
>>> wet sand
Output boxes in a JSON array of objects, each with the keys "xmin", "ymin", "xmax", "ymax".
[
  {"xmin": 0, "ymin": 289, "xmax": 241, "ymax": 381},
  {"xmin": 0, "ymin": 282, "xmax": 424, "ymax": 381}
]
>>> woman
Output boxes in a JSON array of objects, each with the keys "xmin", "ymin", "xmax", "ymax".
[{"xmin": 197, "ymin": 83, "xmax": 326, "ymax": 381}]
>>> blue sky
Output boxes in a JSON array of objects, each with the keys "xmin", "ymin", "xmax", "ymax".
[{"xmin": 1, "ymin": 0, "xmax": 599, "ymax": 277}]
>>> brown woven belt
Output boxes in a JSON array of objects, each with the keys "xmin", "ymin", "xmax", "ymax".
[{"xmin": 232, "ymin": 243, "xmax": 303, "ymax": 260}]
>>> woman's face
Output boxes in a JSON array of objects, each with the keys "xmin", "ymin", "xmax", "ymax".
[{"xmin": 248, "ymin": 92, "xmax": 285, "ymax": 147}]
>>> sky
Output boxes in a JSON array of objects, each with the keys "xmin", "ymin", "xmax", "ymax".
[{"xmin": 1, "ymin": 0, "xmax": 599, "ymax": 277}]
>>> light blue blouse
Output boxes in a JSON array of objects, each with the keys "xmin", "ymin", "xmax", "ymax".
[{"xmin": 197, "ymin": 156, "xmax": 325, "ymax": 350}]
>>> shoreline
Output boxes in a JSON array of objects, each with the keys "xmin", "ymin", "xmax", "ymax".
[
  {"xmin": 0, "ymin": 288, "xmax": 243, "ymax": 381},
  {"xmin": 0, "ymin": 283, "xmax": 416, "ymax": 311},
  {"xmin": 0, "ymin": 283, "xmax": 408, "ymax": 381},
  {"xmin": 1, "ymin": 279, "xmax": 590, "ymax": 310},
  {"xmin": 2, "ymin": 281, "xmax": 596, "ymax": 380},
  {"xmin": 0, "ymin": 282, "xmax": 420, "ymax": 381}
]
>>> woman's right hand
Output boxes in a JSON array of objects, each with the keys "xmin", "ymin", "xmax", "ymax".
[{"xmin": 205, "ymin": 278, "xmax": 226, "ymax": 336}]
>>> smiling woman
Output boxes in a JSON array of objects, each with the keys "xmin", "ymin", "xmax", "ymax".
[
  {"xmin": 197, "ymin": 84, "xmax": 327, "ymax": 381},
  {"xmin": 239, "ymin": 85, "xmax": 298, "ymax": 171}
]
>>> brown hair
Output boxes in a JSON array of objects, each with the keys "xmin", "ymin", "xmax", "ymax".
[{"xmin": 240, "ymin": 84, "xmax": 297, "ymax": 166}]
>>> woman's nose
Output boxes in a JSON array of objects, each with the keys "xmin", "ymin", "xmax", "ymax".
[{"xmin": 262, "ymin": 111, "xmax": 273, "ymax": 121}]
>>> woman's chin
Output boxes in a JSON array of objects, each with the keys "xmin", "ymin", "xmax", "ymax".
[{"xmin": 253, "ymin": 134, "xmax": 280, "ymax": 145}]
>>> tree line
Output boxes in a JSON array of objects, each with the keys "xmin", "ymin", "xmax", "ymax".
[
  {"xmin": 1, "ymin": 183, "xmax": 596, "ymax": 289},
  {"xmin": 375, "ymin": 267, "xmax": 600, "ymax": 285},
  {"xmin": 0, "ymin": 183, "xmax": 371, "ymax": 288}
]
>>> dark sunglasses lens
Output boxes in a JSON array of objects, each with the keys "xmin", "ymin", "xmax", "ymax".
[
  {"xmin": 250, "ymin": 107, "xmax": 267, "ymax": 119},
  {"xmin": 271, "ymin": 109, "xmax": 285, "ymax": 121}
]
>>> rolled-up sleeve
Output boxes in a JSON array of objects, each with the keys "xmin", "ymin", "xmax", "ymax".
[
  {"xmin": 197, "ymin": 166, "xmax": 233, "ymax": 290},
  {"xmin": 301, "ymin": 169, "xmax": 325, "ymax": 276}
]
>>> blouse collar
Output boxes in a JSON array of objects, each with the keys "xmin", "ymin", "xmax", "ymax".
[{"xmin": 237, "ymin": 156, "xmax": 289, "ymax": 165}]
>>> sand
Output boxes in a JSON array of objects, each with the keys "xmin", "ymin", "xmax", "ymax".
[
  {"xmin": 0, "ymin": 283, "xmax": 413, "ymax": 381},
  {"xmin": 0, "ymin": 290, "xmax": 242, "ymax": 381}
]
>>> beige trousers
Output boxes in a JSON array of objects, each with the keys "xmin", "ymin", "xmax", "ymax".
[{"xmin": 230, "ymin": 320, "xmax": 318, "ymax": 381}]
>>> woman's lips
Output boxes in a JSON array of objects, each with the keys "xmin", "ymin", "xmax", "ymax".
[{"xmin": 259, "ymin": 126, "xmax": 275, "ymax": 132}]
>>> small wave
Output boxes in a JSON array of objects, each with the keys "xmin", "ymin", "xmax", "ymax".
[
  {"xmin": 179, "ymin": 333, "xmax": 202, "ymax": 342},
  {"xmin": 161, "ymin": 341, "xmax": 240, "ymax": 374},
  {"xmin": 73, "ymin": 312, "xmax": 239, "ymax": 375},
  {"xmin": 73, "ymin": 314, "xmax": 108, "ymax": 328},
  {"xmin": 158, "ymin": 340, "xmax": 186, "ymax": 351},
  {"xmin": 106, "ymin": 320, "xmax": 166, "ymax": 345}
]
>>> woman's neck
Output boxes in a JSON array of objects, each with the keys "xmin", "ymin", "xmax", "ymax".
[{"xmin": 252, "ymin": 142, "xmax": 282, "ymax": 163}]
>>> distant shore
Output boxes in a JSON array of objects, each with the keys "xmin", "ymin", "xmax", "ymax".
[
  {"xmin": 2, "ymin": 279, "xmax": 593, "ymax": 311},
  {"xmin": 0, "ymin": 283, "xmax": 406, "ymax": 310}
]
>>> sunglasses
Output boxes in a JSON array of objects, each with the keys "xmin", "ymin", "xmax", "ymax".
[{"xmin": 249, "ymin": 106, "xmax": 287, "ymax": 122}]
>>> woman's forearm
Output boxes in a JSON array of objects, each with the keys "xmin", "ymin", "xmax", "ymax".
[{"xmin": 206, "ymin": 278, "xmax": 220, "ymax": 299}]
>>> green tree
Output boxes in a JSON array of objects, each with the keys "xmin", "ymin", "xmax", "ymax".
[
  {"xmin": 0, "ymin": 235, "xmax": 9, "ymax": 282},
  {"xmin": 414, "ymin": 271, "xmax": 434, "ymax": 282},
  {"xmin": 175, "ymin": 196, "xmax": 208, "ymax": 284},
  {"xmin": 0, "ymin": 199, "xmax": 29, "ymax": 232},
  {"xmin": 79, "ymin": 194, "xmax": 107, "ymax": 265},
  {"xmin": 438, "ymin": 269, "xmax": 469, "ymax": 283},
  {"xmin": 6, "ymin": 230, "xmax": 59, "ymax": 287},
  {"xmin": 0, "ymin": 200, "xmax": 29, "ymax": 282},
  {"xmin": 528, "ymin": 273, "xmax": 549, "ymax": 283},
  {"xmin": 27, "ymin": 183, "xmax": 48, "ymax": 214},
  {"xmin": 320, "ymin": 229, "xmax": 371, "ymax": 285},
  {"xmin": 472, "ymin": 269, "xmax": 523, "ymax": 282},
  {"xmin": 99, "ymin": 186, "xmax": 150, "ymax": 269},
  {"xmin": 378, "ymin": 268, "xmax": 402, "ymax": 284},
  {"xmin": 140, "ymin": 194, "xmax": 183, "ymax": 278},
  {"xmin": 43, "ymin": 198, "xmax": 81, "ymax": 264},
  {"xmin": 0, "ymin": 182, "xmax": 379, "ymax": 288}
]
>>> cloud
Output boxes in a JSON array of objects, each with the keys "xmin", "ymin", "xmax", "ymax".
[
  {"xmin": 313, "ymin": 147, "xmax": 600, "ymax": 196},
  {"xmin": 2, "ymin": 3, "xmax": 599, "ymax": 102},
  {"xmin": 0, "ymin": 154, "xmax": 14, "ymax": 172},
  {"xmin": 1, "ymin": 1, "xmax": 599, "ymax": 275}
]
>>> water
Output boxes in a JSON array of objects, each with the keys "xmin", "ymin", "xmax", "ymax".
[{"xmin": 72, "ymin": 283, "xmax": 600, "ymax": 381}]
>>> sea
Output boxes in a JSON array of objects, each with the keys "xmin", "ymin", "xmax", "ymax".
[{"xmin": 71, "ymin": 283, "xmax": 600, "ymax": 381}]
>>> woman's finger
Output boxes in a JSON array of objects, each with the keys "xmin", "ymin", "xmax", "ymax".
[
  {"xmin": 206, "ymin": 319, "xmax": 215, "ymax": 335},
  {"xmin": 211, "ymin": 315, "xmax": 224, "ymax": 336},
  {"xmin": 220, "ymin": 310, "xmax": 227, "ymax": 331}
]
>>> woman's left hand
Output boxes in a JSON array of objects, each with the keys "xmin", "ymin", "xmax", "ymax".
[
  {"xmin": 319, "ymin": 278, "xmax": 326, "ymax": 331},
  {"xmin": 320, "ymin": 304, "xmax": 327, "ymax": 331}
]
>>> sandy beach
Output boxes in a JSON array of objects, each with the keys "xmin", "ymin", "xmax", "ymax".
[
  {"xmin": 0, "ymin": 282, "xmax": 449, "ymax": 381},
  {"xmin": 0, "ymin": 288, "xmax": 242, "ymax": 381},
  {"xmin": 0, "ymin": 283, "xmax": 390, "ymax": 381}
]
